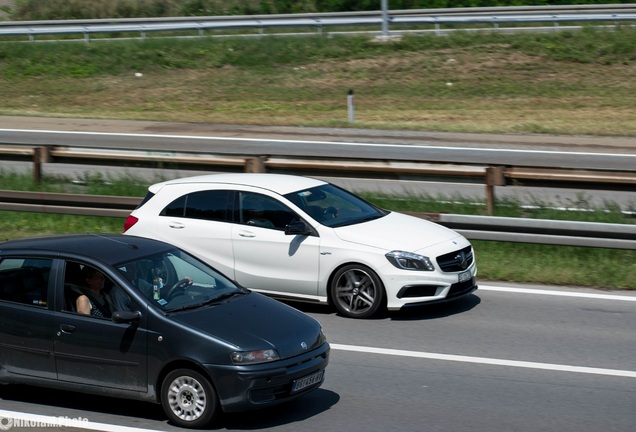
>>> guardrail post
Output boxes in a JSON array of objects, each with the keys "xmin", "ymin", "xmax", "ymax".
[
  {"xmin": 381, "ymin": 0, "xmax": 389, "ymax": 38},
  {"xmin": 33, "ymin": 147, "xmax": 50, "ymax": 184},
  {"xmin": 348, "ymin": 89, "xmax": 355, "ymax": 124},
  {"xmin": 486, "ymin": 166, "xmax": 505, "ymax": 215},
  {"xmin": 245, "ymin": 156, "xmax": 267, "ymax": 173}
]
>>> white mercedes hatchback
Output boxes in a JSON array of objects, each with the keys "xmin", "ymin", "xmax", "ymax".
[{"xmin": 123, "ymin": 173, "xmax": 477, "ymax": 318}]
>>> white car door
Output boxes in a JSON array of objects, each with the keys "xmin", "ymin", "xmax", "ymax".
[
  {"xmin": 152, "ymin": 189, "xmax": 236, "ymax": 280},
  {"xmin": 159, "ymin": 217, "xmax": 236, "ymax": 279},
  {"xmin": 231, "ymin": 192, "xmax": 320, "ymax": 296}
]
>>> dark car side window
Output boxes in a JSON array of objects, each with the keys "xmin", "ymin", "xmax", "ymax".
[
  {"xmin": 63, "ymin": 261, "xmax": 131, "ymax": 318},
  {"xmin": 0, "ymin": 258, "xmax": 52, "ymax": 308},
  {"xmin": 161, "ymin": 190, "xmax": 232, "ymax": 222}
]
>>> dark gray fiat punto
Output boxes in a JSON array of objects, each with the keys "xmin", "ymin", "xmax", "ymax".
[{"xmin": 0, "ymin": 234, "xmax": 329, "ymax": 428}]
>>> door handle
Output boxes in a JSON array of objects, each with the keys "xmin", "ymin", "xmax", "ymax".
[
  {"xmin": 168, "ymin": 222, "xmax": 185, "ymax": 229},
  {"xmin": 59, "ymin": 324, "xmax": 76, "ymax": 334},
  {"xmin": 238, "ymin": 231, "xmax": 256, "ymax": 238}
]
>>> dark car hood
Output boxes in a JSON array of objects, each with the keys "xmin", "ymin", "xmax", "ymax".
[{"xmin": 169, "ymin": 292, "xmax": 324, "ymax": 360}]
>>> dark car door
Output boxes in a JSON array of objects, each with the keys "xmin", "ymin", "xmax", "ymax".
[
  {"xmin": 53, "ymin": 260, "xmax": 149, "ymax": 392},
  {"xmin": 0, "ymin": 257, "xmax": 56, "ymax": 379}
]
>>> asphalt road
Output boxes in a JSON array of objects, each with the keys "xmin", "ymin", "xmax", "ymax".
[
  {"xmin": 0, "ymin": 283, "xmax": 635, "ymax": 432},
  {"xmin": 2, "ymin": 116, "xmax": 636, "ymax": 169},
  {"xmin": 1, "ymin": 116, "xmax": 636, "ymax": 209}
]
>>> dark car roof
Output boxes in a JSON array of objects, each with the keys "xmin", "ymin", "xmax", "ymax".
[{"xmin": 0, "ymin": 234, "xmax": 173, "ymax": 265}]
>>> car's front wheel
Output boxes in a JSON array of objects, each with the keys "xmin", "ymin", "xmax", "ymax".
[
  {"xmin": 330, "ymin": 264, "xmax": 385, "ymax": 319},
  {"xmin": 161, "ymin": 369, "xmax": 219, "ymax": 429}
]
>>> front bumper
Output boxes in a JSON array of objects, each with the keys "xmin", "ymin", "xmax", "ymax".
[
  {"xmin": 383, "ymin": 263, "xmax": 478, "ymax": 311},
  {"xmin": 204, "ymin": 342, "xmax": 330, "ymax": 412},
  {"xmin": 398, "ymin": 277, "xmax": 478, "ymax": 309}
]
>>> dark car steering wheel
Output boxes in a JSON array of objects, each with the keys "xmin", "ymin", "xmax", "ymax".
[{"xmin": 166, "ymin": 278, "xmax": 192, "ymax": 300}]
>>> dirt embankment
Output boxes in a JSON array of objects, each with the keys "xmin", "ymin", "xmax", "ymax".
[{"xmin": 0, "ymin": 0, "xmax": 13, "ymax": 18}]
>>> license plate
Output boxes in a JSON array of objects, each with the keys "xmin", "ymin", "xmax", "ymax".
[
  {"xmin": 292, "ymin": 370, "xmax": 324, "ymax": 393},
  {"xmin": 458, "ymin": 270, "xmax": 472, "ymax": 283}
]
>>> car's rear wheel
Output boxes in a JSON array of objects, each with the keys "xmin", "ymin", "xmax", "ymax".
[
  {"xmin": 330, "ymin": 264, "xmax": 385, "ymax": 319},
  {"xmin": 161, "ymin": 369, "xmax": 218, "ymax": 429}
]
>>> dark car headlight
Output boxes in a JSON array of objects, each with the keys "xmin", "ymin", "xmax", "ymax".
[
  {"xmin": 231, "ymin": 349, "xmax": 280, "ymax": 365},
  {"xmin": 318, "ymin": 327, "xmax": 327, "ymax": 346},
  {"xmin": 386, "ymin": 250, "xmax": 435, "ymax": 271}
]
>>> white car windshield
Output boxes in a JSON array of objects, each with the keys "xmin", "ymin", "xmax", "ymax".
[
  {"xmin": 117, "ymin": 249, "xmax": 245, "ymax": 312},
  {"xmin": 284, "ymin": 184, "xmax": 388, "ymax": 228}
]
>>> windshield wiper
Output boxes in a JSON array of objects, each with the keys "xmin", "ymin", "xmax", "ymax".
[
  {"xmin": 330, "ymin": 214, "xmax": 385, "ymax": 228},
  {"xmin": 207, "ymin": 290, "xmax": 247, "ymax": 304},
  {"xmin": 359, "ymin": 214, "xmax": 384, "ymax": 223},
  {"xmin": 167, "ymin": 291, "xmax": 247, "ymax": 313}
]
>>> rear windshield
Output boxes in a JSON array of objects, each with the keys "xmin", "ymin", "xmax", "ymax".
[{"xmin": 135, "ymin": 191, "xmax": 155, "ymax": 209}]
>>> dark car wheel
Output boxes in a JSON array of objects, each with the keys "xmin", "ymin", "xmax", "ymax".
[
  {"xmin": 161, "ymin": 369, "xmax": 219, "ymax": 429},
  {"xmin": 330, "ymin": 264, "xmax": 385, "ymax": 319}
]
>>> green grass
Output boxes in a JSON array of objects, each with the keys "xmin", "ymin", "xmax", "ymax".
[
  {"xmin": 1, "ymin": 28, "xmax": 636, "ymax": 135},
  {"xmin": 473, "ymin": 241, "xmax": 635, "ymax": 290},
  {"xmin": 1, "ymin": 171, "xmax": 634, "ymax": 291}
]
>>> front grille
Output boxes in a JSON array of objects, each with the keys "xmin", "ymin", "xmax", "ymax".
[
  {"xmin": 250, "ymin": 384, "xmax": 292, "ymax": 403},
  {"xmin": 436, "ymin": 246, "xmax": 473, "ymax": 272}
]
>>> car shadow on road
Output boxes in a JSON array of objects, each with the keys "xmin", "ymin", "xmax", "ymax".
[
  {"xmin": 0, "ymin": 383, "xmax": 340, "ymax": 430},
  {"xmin": 280, "ymin": 293, "xmax": 482, "ymax": 322},
  {"xmin": 0, "ymin": 383, "xmax": 166, "ymax": 421},
  {"xmin": 219, "ymin": 388, "xmax": 340, "ymax": 429},
  {"xmin": 389, "ymin": 294, "xmax": 482, "ymax": 321}
]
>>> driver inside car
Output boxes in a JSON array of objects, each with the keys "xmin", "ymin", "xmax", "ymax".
[{"xmin": 122, "ymin": 260, "xmax": 193, "ymax": 302}]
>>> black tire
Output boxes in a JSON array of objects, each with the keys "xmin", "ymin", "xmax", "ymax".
[
  {"xmin": 330, "ymin": 264, "xmax": 385, "ymax": 319},
  {"xmin": 160, "ymin": 369, "xmax": 219, "ymax": 429}
]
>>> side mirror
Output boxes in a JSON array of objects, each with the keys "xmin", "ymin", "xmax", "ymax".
[
  {"xmin": 112, "ymin": 310, "xmax": 141, "ymax": 324},
  {"xmin": 285, "ymin": 221, "xmax": 314, "ymax": 236}
]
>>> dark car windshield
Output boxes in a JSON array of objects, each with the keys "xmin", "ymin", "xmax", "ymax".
[
  {"xmin": 116, "ymin": 248, "xmax": 244, "ymax": 312},
  {"xmin": 284, "ymin": 183, "xmax": 388, "ymax": 228}
]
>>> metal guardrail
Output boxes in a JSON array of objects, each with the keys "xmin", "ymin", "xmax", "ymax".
[
  {"xmin": 2, "ymin": 144, "xmax": 636, "ymax": 217},
  {"xmin": 1, "ymin": 189, "xmax": 634, "ymax": 250},
  {"xmin": 430, "ymin": 213, "xmax": 636, "ymax": 250},
  {"xmin": 1, "ymin": 5, "xmax": 635, "ymax": 41}
]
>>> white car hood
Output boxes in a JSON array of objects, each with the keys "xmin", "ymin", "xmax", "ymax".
[{"xmin": 333, "ymin": 211, "xmax": 465, "ymax": 252}]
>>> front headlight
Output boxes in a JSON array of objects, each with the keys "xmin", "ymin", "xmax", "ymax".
[
  {"xmin": 386, "ymin": 250, "xmax": 435, "ymax": 271},
  {"xmin": 231, "ymin": 349, "xmax": 280, "ymax": 365},
  {"xmin": 318, "ymin": 327, "xmax": 327, "ymax": 345}
]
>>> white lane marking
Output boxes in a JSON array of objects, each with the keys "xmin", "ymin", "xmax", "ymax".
[
  {"xmin": 330, "ymin": 344, "xmax": 636, "ymax": 378},
  {"xmin": 1, "ymin": 128, "xmax": 635, "ymax": 158},
  {"xmin": 478, "ymin": 284, "xmax": 636, "ymax": 301},
  {"xmin": 0, "ymin": 409, "xmax": 157, "ymax": 432}
]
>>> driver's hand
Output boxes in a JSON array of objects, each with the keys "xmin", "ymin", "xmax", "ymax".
[{"xmin": 180, "ymin": 277, "xmax": 193, "ymax": 288}]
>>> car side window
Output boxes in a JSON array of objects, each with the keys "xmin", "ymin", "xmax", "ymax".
[
  {"xmin": 239, "ymin": 192, "xmax": 298, "ymax": 231},
  {"xmin": 160, "ymin": 190, "xmax": 232, "ymax": 222},
  {"xmin": 0, "ymin": 258, "xmax": 51, "ymax": 308},
  {"xmin": 63, "ymin": 261, "xmax": 126, "ymax": 318},
  {"xmin": 161, "ymin": 195, "xmax": 186, "ymax": 217}
]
